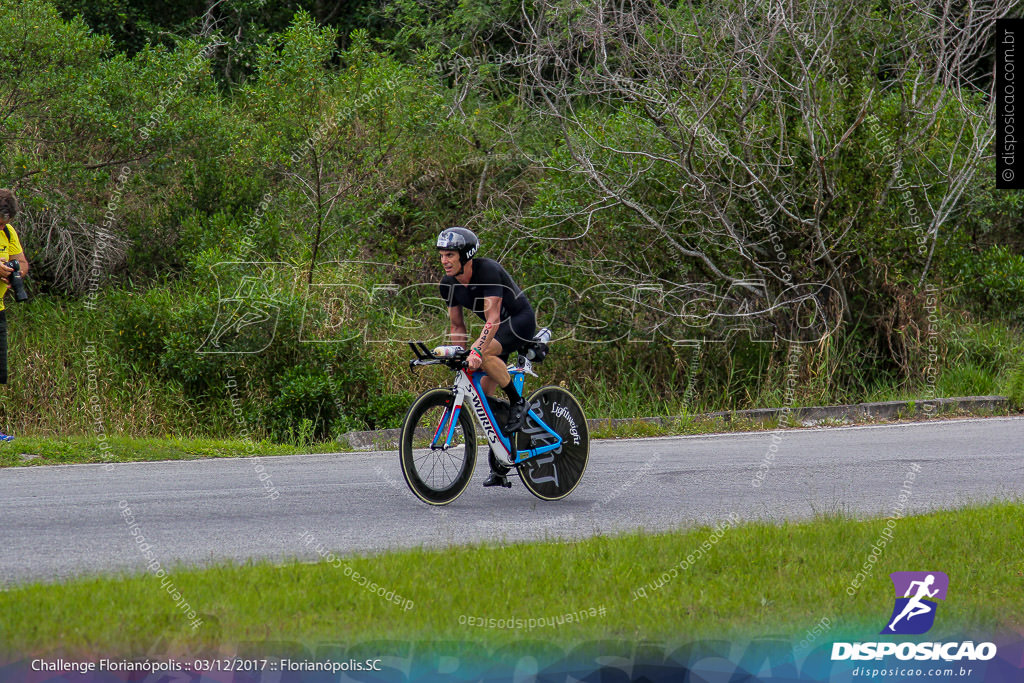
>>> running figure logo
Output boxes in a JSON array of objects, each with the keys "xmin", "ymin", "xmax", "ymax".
[{"xmin": 881, "ymin": 571, "xmax": 949, "ymax": 635}]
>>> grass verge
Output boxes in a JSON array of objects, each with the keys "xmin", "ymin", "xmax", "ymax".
[
  {"xmin": 2, "ymin": 502, "xmax": 1021, "ymax": 658},
  {"xmin": 0, "ymin": 435, "xmax": 350, "ymax": 468}
]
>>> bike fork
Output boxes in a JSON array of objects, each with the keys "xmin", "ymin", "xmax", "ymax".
[{"xmin": 430, "ymin": 394, "xmax": 463, "ymax": 449}]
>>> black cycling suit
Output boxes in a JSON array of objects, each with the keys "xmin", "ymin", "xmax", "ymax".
[{"xmin": 439, "ymin": 257, "xmax": 536, "ymax": 360}]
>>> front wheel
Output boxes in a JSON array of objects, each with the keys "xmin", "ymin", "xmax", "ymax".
[
  {"xmin": 517, "ymin": 386, "xmax": 589, "ymax": 501},
  {"xmin": 399, "ymin": 388, "xmax": 477, "ymax": 505}
]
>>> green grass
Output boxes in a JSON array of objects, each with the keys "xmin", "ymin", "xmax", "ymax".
[
  {"xmin": 588, "ymin": 415, "xmax": 773, "ymax": 439},
  {"xmin": 1001, "ymin": 358, "xmax": 1024, "ymax": 410},
  {"xmin": 0, "ymin": 434, "xmax": 350, "ymax": 467},
  {"xmin": 569, "ymin": 372, "xmax": 693, "ymax": 421},
  {"xmin": 2, "ymin": 502, "xmax": 1021, "ymax": 657}
]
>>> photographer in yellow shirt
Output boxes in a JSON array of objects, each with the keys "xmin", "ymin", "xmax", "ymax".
[{"xmin": 0, "ymin": 189, "xmax": 30, "ymax": 442}]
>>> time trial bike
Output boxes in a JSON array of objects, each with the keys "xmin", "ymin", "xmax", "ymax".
[{"xmin": 399, "ymin": 330, "xmax": 589, "ymax": 506}]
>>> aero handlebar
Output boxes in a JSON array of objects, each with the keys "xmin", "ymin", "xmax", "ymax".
[{"xmin": 407, "ymin": 341, "xmax": 469, "ymax": 370}]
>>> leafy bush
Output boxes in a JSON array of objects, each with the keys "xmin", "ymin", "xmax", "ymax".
[
  {"xmin": 261, "ymin": 364, "xmax": 353, "ymax": 442},
  {"xmin": 948, "ymin": 245, "xmax": 1024, "ymax": 324},
  {"xmin": 109, "ymin": 257, "xmax": 410, "ymax": 442}
]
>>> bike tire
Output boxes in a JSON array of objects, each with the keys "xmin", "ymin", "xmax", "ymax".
[
  {"xmin": 516, "ymin": 386, "xmax": 589, "ymax": 501},
  {"xmin": 399, "ymin": 388, "xmax": 477, "ymax": 505}
]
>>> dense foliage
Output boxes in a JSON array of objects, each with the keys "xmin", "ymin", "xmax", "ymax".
[{"xmin": 0, "ymin": 0, "xmax": 1020, "ymax": 441}]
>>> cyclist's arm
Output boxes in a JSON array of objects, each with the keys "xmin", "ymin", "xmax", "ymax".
[
  {"xmin": 471, "ymin": 296, "xmax": 502, "ymax": 354},
  {"xmin": 448, "ymin": 306, "xmax": 469, "ymax": 346}
]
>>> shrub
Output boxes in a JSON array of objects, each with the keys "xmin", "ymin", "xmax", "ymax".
[{"xmin": 109, "ymin": 259, "xmax": 410, "ymax": 442}]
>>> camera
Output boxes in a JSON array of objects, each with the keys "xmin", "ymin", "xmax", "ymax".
[{"xmin": 5, "ymin": 260, "xmax": 27, "ymax": 302}]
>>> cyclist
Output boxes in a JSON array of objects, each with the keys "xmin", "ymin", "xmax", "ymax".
[{"xmin": 436, "ymin": 227, "xmax": 536, "ymax": 488}]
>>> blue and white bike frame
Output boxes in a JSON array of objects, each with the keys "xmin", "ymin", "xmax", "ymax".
[{"xmin": 430, "ymin": 359, "xmax": 564, "ymax": 468}]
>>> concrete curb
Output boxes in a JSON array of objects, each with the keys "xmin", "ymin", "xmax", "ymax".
[{"xmin": 339, "ymin": 395, "xmax": 1011, "ymax": 451}]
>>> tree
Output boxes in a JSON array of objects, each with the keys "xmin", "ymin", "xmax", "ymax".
[
  {"xmin": 485, "ymin": 0, "xmax": 1011, "ymax": 351},
  {"xmin": 240, "ymin": 18, "xmax": 453, "ymax": 280},
  {"xmin": 0, "ymin": 0, "xmax": 229, "ymax": 291}
]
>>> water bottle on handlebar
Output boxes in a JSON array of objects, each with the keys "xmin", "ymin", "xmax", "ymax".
[{"xmin": 432, "ymin": 345, "xmax": 465, "ymax": 358}]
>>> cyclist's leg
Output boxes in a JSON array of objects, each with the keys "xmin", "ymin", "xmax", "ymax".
[
  {"xmin": 480, "ymin": 373, "xmax": 499, "ymax": 397},
  {"xmin": 489, "ymin": 308, "xmax": 536, "ymax": 434},
  {"xmin": 480, "ymin": 305, "xmax": 535, "ymax": 386},
  {"xmin": 493, "ymin": 307, "xmax": 536, "ymax": 360},
  {"xmin": 478, "ymin": 339, "xmax": 513, "ymax": 486},
  {"xmin": 481, "ymin": 348, "xmax": 524, "ymax": 435},
  {"xmin": 479, "ymin": 339, "xmax": 510, "ymax": 391}
]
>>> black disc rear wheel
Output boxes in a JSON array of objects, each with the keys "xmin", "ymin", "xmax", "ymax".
[{"xmin": 516, "ymin": 386, "xmax": 589, "ymax": 501}]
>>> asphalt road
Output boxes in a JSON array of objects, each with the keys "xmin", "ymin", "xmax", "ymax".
[{"xmin": 1, "ymin": 416, "xmax": 1021, "ymax": 585}]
